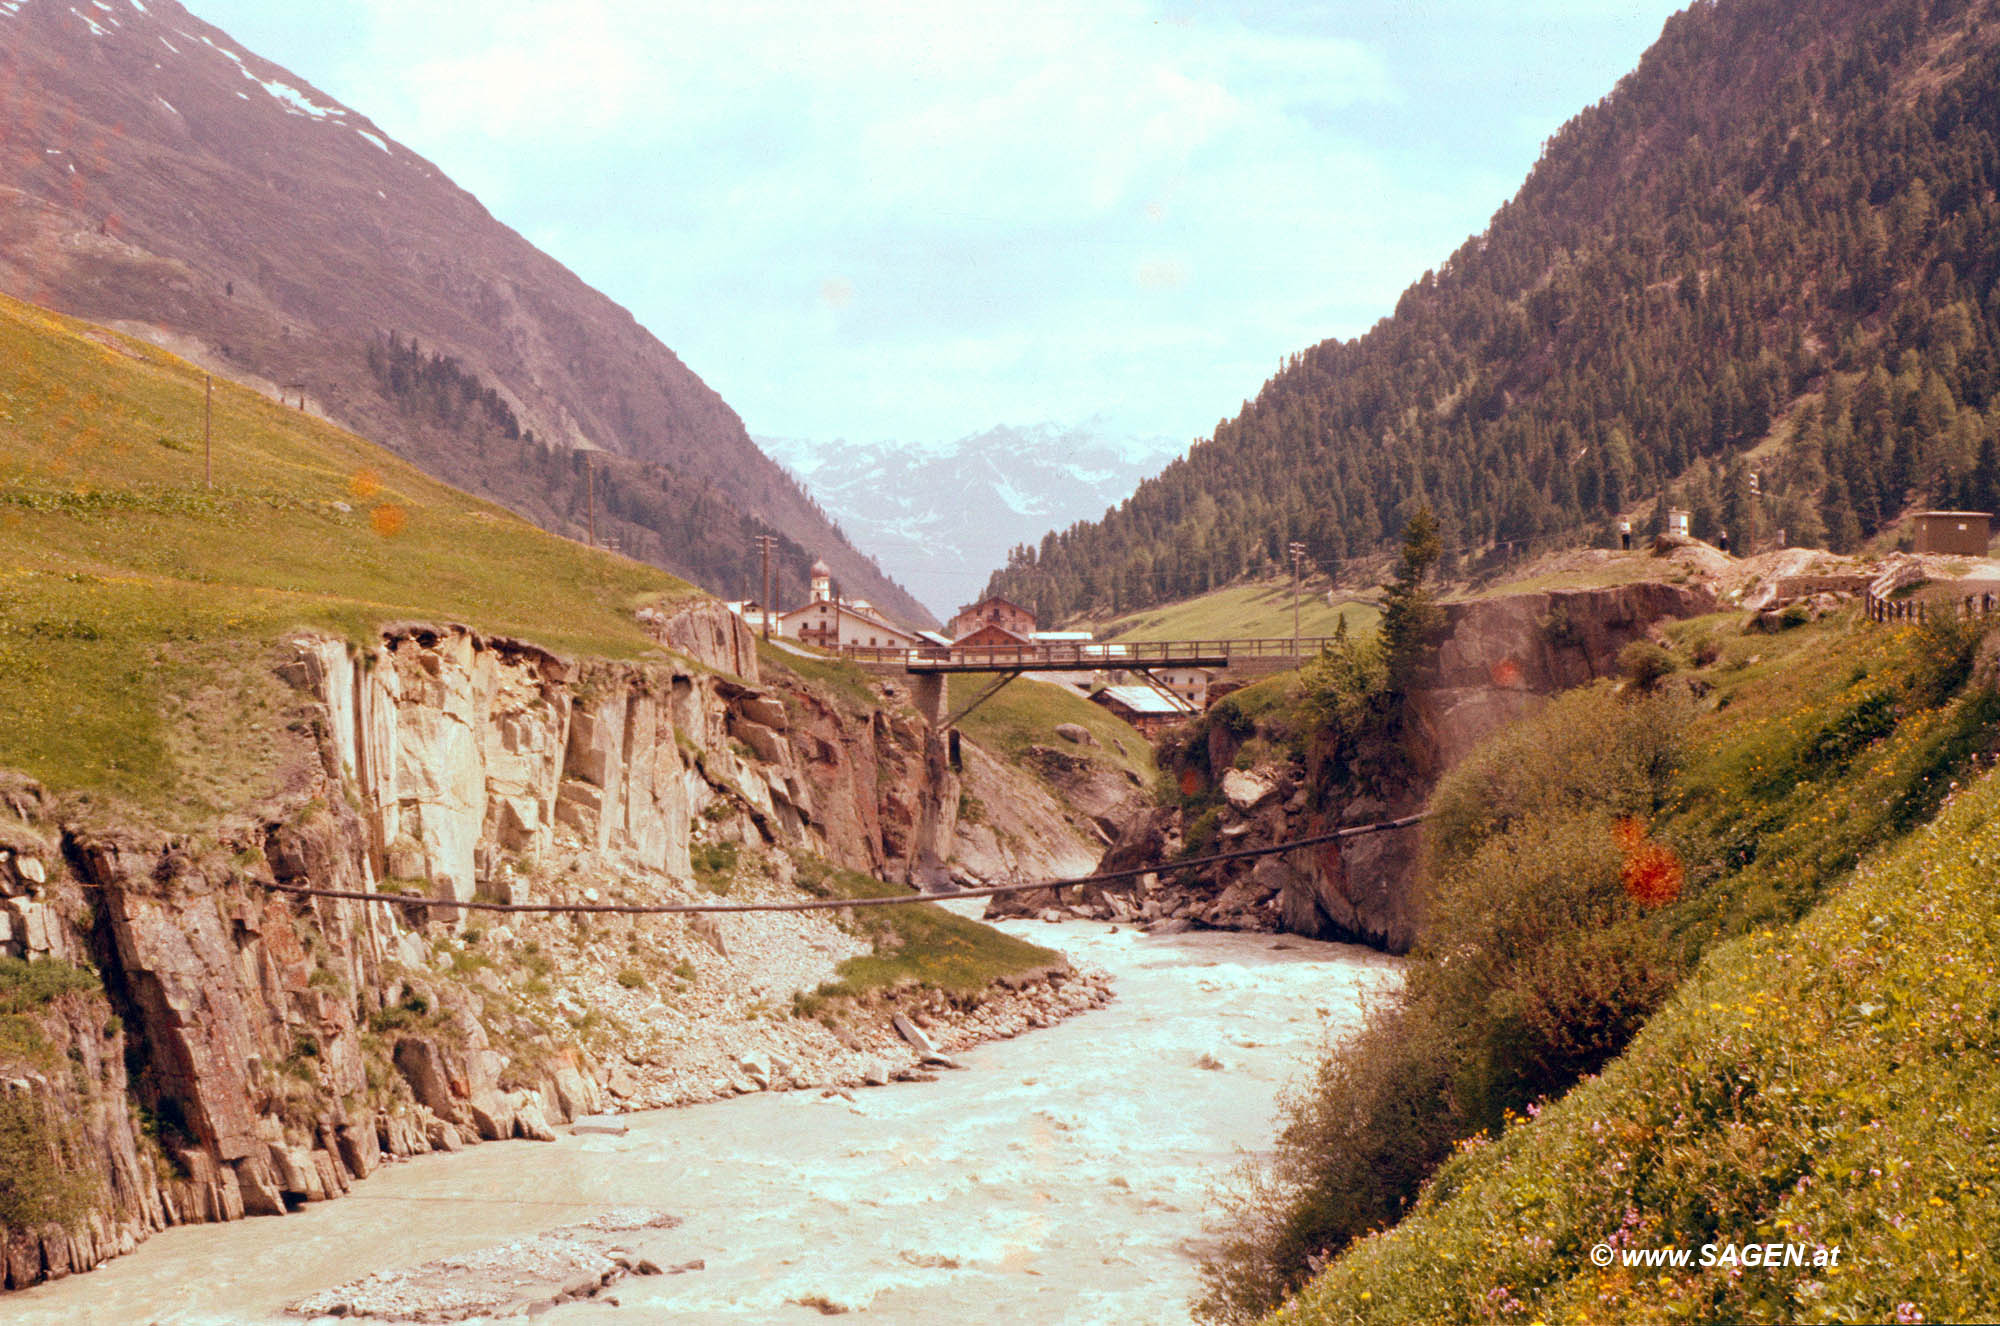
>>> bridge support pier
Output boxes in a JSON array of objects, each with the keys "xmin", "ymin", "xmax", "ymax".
[
  {"xmin": 913, "ymin": 672, "xmax": 948, "ymax": 730},
  {"xmin": 906, "ymin": 672, "xmax": 955, "ymax": 890}
]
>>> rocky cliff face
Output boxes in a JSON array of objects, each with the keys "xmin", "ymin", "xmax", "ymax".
[
  {"xmin": 1067, "ymin": 582, "xmax": 1717, "ymax": 950},
  {"xmin": 0, "ymin": 609, "xmax": 1099, "ymax": 1292}
]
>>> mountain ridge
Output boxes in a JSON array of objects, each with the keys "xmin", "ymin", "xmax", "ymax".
[{"xmin": 0, "ymin": 0, "xmax": 930, "ymax": 625}]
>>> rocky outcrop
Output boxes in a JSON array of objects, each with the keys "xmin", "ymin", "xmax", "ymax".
[
  {"xmin": 0, "ymin": 617, "xmax": 1096, "ymax": 1292},
  {"xmin": 1074, "ymin": 581, "xmax": 1717, "ymax": 950},
  {"xmin": 637, "ymin": 598, "xmax": 762, "ymax": 683},
  {"xmin": 950, "ymin": 743, "xmax": 1104, "ymax": 887},
  {"xmin": 1407, "ymin": 582, "xmax": 1716, "ymax": 777}
]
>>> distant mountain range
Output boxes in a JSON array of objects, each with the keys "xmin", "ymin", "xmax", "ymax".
[
  {"xmin": 0, "ymin": 0, "xmax": 928, "ymax": 625},
  {"xmin": 760, "ymin": 423, "xmax": 1181, "ymax": 619}
]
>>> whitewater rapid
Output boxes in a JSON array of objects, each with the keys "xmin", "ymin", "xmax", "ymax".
[{"xmin": 10, "ymin": 918, "xmax": 1399, "ymax": 1325}]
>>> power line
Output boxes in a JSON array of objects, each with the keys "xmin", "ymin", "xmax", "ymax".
[{"xmin": 256, "ymin": 814, "xmax": 1428, "ymax": 916}]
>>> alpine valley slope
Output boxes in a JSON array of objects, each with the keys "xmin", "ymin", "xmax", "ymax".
[
  {"xmin": 0, "ymin": 0, "xmax": 929, "ymax": 625},
  {"xmin": 0, "ymin": 294, "xmax": 1140, "ymax": 1294},
  {"xmin": 985, "ymin": 0, "xmax": 2000, "ymax": 623}
]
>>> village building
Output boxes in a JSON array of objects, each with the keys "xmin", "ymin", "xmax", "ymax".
[
  {"xmin": 1089, "ymin": 684, "xmax": 1196, "ymax": 737},
  {"xmin": 1151, "ymin": 666, "xmax": 1216, "ymax": 709},
  {"xmin": 1911, "ymin": 511, "xmax": 1992, "ymax": 556},
  {"xmin": 949, "ymin": 595, "xmax": 1037, "ymax": 641},
  {"xmin": 777, "ymin": 558, "xmax": 923, "ymax": 651},
  {"xmin": 952, "ymin": 622, "xmax": 1033, "ymax": 651}
]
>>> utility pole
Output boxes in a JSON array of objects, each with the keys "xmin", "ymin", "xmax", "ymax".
[
  {"xmin": 1748, "ymin": 470, "xmax": 1761, "ymax": 554},
  {"xmin": 585, "ymin": 454, "xmax": 596, "ymax": 548},
  {"xmin": 203, "ymin": 374, "xmax": 213, "ymax": 488},
  {"xmin": 754, "ymin": 534, "xmax": 779, "ymax": 638},
  {"xmin": 1289, "ymin": 540, "xmax": 1307, "ymax": 657}
]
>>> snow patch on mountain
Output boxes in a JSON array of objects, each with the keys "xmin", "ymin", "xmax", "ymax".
[{"xmin": 760, "ymin": 421, "xmax": 1181, "ymax": 619}]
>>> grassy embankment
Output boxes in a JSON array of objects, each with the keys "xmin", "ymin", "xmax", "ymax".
[
  {"xmin": 956, "ymin": 676, "xmax": 1156, "ymax": 787},
  {"xmin": 1203, "ymin": 608, "xmax": 2000, "ymax": 1324},
  {"xmin": 0, "ymin": 292, "xmax": 693, "ymax": 822},
  {"xmin": 1088, "ymin": 578, "xmax": 1381, "ymax": 642},
  {"xmin": 790, "ymin": 858, "xmax": 1063, "ymax": 1017}
]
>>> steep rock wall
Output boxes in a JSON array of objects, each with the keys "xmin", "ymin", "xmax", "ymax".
[{"xmin": 0, "ymin": 618, "xmax": 1095, "ymax": 1292}]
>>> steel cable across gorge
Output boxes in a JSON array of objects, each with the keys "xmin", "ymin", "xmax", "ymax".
[{"xmin": 253, "ymin": 814, "xmax": 1429, "ymax": 915}]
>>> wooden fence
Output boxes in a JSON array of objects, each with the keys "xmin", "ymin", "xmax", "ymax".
[{"xmin": 1864, "ymin": 589, "xmax": 2000, "ymax": 623}]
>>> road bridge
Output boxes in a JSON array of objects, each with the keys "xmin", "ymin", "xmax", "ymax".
[
  {"xmin": 826, "ymin": 636, "xmax": 1343, "ymax": 730},
  {"xmin": 840, "ymin": 636, "xmax": 1339, "ymax": 674}
]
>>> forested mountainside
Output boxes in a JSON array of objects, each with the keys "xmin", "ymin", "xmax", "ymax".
[
  {"xmin": 987, "ymin": 0, "xmax": 2000, "ymax": 623},
  {"xmin": 0, "ymin": 0, "xmax": 927, "ymax": 624}
]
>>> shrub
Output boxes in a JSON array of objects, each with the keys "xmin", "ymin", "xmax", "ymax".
[
  {"xmin": 1618, "ymin": 638, "xmax": 1678, "ymax": 689},
  {"xmin": 690, "ymin": 842, "xmax": 738, "ymax": 893},
  {"xmin": 1424, "ymin": 683, "xmax": 1687, "ymax": 874},
  {"xmin": 1198, "ymin": 688, "xmax": 1691, "ymax": 1324},
  {"xmin": 1198, "ymin": 1000, "xmax": 1455, "ymax": 1325},
  {"xmin": 1421, "ymin": 814, "xmax": 1682, "ymax": 1125},
  {"xmin": 1180, "ymin": 806, "xmax": 1222, "ymax": 859},
  {"xmin": 0, "ymin": 1092, "xmax": 98, "ymax": 1229},
  {"xmin": 0, "ymin": 957, "xmax": 101, "ymax": 1015},
  {"xmin": 366, "ymin": 989, "xmax": 429, "ymax": 1033},
  {"xmin": 1199, "ymin": 809, "xmax": 1685, "ymax": 1323}
]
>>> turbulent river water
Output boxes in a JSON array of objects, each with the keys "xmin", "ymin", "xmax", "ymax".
[{"xmin": 12, "ymin": 916, "xmax": 1400, "ymax": 1325}]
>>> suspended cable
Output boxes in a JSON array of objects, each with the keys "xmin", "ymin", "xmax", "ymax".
[{"xmin": 257, "ymin": 814, "xmax": 1428, "ymax": 915}]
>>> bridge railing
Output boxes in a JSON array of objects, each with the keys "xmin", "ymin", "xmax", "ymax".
[{"xmin": 830, "ymin": 636, "xmax": 1346, "ymax": 668}]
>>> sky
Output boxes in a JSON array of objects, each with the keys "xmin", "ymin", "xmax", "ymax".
[{"xmin": 185, "ymin": 0, "xmax": 1691, "ymax": 453}]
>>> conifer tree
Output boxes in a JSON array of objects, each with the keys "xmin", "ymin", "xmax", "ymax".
[{"xmin": 1379, "ymin": 505, "xmax": 1445, "ymax": 691}]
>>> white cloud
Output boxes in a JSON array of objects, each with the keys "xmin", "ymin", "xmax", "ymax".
[{"xmin": 301, "ymin": 0, "xmax": 1671, "ymax": 443}]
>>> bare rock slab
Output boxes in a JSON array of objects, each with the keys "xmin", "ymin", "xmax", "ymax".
[
  {"xmin": 288, "ymin": 1208, "xmax": 680, "ymax": 1322},
  {"xmin": 891, "ymin": 1014, "xmax": 937, "ymax": 1057}
]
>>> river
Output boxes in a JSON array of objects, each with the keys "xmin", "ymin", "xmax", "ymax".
[{"xmin": 9, "ymin": 917, "xmax": 1400, "ymax": 1325}]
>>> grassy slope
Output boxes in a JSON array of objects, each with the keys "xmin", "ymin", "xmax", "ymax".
[
  {"xmin": 1087, "ymin": 578, "xmax": 1381, "ymax": 642},
  {"xmin": 0, "ymin": 294, "xmax": 695, "ymax": 817},
  {"xmin": 1271, "ymin": 611, "xmax": 2000, "ymax": 1324},
  {"xmin": 956, "ymin": 676, "xmax": 1156, "ymax": 788},
  {"xmin": 792, "ymin": 860, "xmax": 1063, "ymax": 1009},
  {"xmin": 1451, "ymin": 548, "xmax": 1706, "ymax": 599}
]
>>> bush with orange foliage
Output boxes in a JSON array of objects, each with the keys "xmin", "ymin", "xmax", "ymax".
[{"xmin": 1614, "ymin": 815, "xmax": 1684, "ymax": 907}]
